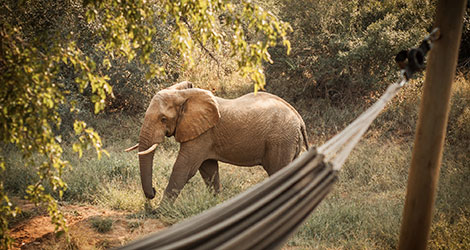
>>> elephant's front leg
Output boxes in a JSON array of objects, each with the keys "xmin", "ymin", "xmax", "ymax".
[
  {"xmin": 162, "ymin": 150, "xmax": 204, "ymax": 203},
  {"xmin": 199, "ymin": 159, "xmax": 220, "ymax": 193}
]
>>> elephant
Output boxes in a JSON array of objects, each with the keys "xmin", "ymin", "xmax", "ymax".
[{"xmin": 125, "ymin": 81, "xmax": 309, "ymax": 202}]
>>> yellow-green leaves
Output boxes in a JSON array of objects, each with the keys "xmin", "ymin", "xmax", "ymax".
[
  {"xmin": 0, "ymin": 0, "xmax": 291, "ymax": 248},
  {"xmin": 86, "ymin": 0, "xmax": 163, "ymax": 80},
  {"xmin": 0, "ymin": 157, "xmax": 21, "ymax": 247},
  {"xmin": 86, "ymin": 0, "xmax": 291, "ymax": 90},
  {"xmin": 73, "ymin": 121, "xmax": 108, "ymax": 159},
  {"xmin": 161, "ymin": 0, "xmax": 291, "ymax": 91},
  {"xmin": 0, "ymin": 3, "xmax": 111, "ymax": 247}
]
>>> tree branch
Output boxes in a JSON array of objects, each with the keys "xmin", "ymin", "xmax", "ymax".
[{"xmin": 182, "ymin": 18, "xmax": 223, "ymax": 77}]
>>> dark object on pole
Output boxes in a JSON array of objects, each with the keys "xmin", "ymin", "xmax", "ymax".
[
  {"xmin": 395, "ymin": 50, "xmax": 409, "ymax": 70},
  {"xmin": 398, "ymin": 1, "xmax": 467, "ymax": 250},
  {"xmin": 407, "ymin": 48, "xmax": 426, "ymax": 72},
  {"xmin": 395, "ymin": 28, "xmax": 440, "ymax": 80}
]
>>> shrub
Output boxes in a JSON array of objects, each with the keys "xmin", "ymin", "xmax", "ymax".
[
  {"xmin": 90, "ymin": 216, "xmax": 113, "ymax": 233},
  {"xmin": 266, "ymin": 0, "xmax": 435, "ymax": 104}
]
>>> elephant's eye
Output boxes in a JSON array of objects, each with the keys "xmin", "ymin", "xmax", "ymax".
[{"xmin": 161, "ymin": 116, "xmax": 167, "ymax": 123}]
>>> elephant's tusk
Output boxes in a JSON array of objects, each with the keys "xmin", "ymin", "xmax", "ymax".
[
  {"xmin": 125, "ymin": 143, "xmax": 139, "ymax": 152},
  {"xmin": 138, "ymin": 144, "xmax": 158, "ymax": 155}
]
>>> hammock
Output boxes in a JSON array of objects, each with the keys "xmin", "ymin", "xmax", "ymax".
[{"xmin": 119, "ymin": 78, "xmax": 405, "ymax": 250}]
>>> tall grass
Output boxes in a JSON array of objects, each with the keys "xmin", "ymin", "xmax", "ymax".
[
  {"xmin": 284, "ymin": 74, "xmax": 470, "ymax": 249},
  {"xmin": 287, "ymin": 137, "xmax": 410, "ymax": 249}
]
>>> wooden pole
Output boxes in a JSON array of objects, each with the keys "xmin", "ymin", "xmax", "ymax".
[{"xmin": 398, "ymin": 1, "xmax": 466, "ymax": 249}]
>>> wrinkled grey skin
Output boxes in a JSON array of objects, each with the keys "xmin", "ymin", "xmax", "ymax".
[{"xmin": 129, "ymin": 81, "xmax": 309, "ymax": 202}]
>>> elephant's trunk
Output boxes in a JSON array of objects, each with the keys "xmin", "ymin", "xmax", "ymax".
[{"xmin": 138, "ymin": 137, "xmax": 157, "ymax": 199}]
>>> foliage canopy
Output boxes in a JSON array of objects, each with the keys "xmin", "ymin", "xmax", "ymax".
[{"xmin": 0, "ymin": 0, "xmax": 291, "ymax": 247}]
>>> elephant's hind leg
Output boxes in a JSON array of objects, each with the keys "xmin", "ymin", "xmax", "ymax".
[
  {"xmin": 262, "ymin": 143, "xmax": 297, "ymax": 176},
  {"xmin": 199, "ymin": 159, "xmax": 221, "ymax": 193}
]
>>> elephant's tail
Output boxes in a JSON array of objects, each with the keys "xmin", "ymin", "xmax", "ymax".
[{"xmin": 301, "ymin": 123, "xmax": 309, "ymax": 150}]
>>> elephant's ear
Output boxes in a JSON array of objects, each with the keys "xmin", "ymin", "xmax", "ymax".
[
  {"xmin": 175, "ymin": 89, "xmax": 220, "ymax": 143},
  {"xmin": 166, "ymin": 81, "xmax": 193, "ymax": 91}
]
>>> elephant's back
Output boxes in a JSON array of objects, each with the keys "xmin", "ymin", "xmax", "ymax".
[
  {"xmin": 220, "ymin": 92, "xmax": 303, "ymax": 122},
  {"xmin": 215, "ymin": 92, "xmax": 304, "ymax": 142}
]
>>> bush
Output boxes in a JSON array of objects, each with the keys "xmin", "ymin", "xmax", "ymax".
[
  {"xmin": 90, "ymin": 216, "xmax": 114, "ymax": 233},
  {"xmin": 265, "ymin": 0, "xmax": 435, "ymax": 104}
]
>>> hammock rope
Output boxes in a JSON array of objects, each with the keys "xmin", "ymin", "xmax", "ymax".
[
  {"xmin": 319, "ymin": 81, "xmax": 405, "ymax": 169},
  {"xmin": 120, "ymin": 29, "xmax": 439, "ymax": 250}
]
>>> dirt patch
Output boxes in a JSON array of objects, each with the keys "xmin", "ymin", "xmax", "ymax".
[{"xmin": 10, "ymin": 199, "xmax": 166, "ymax": 249}]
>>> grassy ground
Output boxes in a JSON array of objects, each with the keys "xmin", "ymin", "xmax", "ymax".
[{"xmin": 5, "ymin": 73, "xmax": 470, "ymax": 249}]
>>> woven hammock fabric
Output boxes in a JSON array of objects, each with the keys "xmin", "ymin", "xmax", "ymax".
[{"xmin": 120, "ymin": 149, "xmax": 337, "ymax": 250}]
